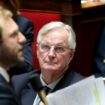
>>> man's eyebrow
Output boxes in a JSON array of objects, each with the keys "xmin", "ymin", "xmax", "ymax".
[{"xmin": 10, "ymin": 29, "xmax": 19, "ymax": 36}]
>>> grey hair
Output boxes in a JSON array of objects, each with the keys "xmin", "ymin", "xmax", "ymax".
[{"xmin": 37, "ymin": 21, "xmax": 76, "ymax": 49}]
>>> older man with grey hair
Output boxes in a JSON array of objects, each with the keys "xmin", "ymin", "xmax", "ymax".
[{"xmin": 12, "ymin": 21, "xmax": 84, "ymax": 105}]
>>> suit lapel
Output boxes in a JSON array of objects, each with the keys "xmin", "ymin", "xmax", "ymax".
[
  {"xmin": 11, "ymin": 70, "xmax": 35, "ymax": 96},
  {"xmin": 52, "ymin": 70, "xmax": 73, "ymax": 92},
  {"xmin": 52, "ymin": 70, "xmax": 84, "ymax": 92},
  {"xmin": 0, "ymin": 74, "xmax": 21, "ymax": 105}
]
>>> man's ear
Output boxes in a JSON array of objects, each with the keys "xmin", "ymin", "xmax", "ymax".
[
  {"xmin": 36, "ymin": 44, "xmax": 39, "ymax": 56},
  {"xmin": 68, "ymin": 49, "xmax": 75, "ymax": 63},
  {"xmin": 36, "ymin": 43, "xmax": 41, "ymax": 60},
  {"xmin": 36, "ymin": 44, "xmax": 38, "ymax": 49}
]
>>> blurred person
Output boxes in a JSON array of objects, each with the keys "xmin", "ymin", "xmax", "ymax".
[
  {"xmin": 11, "ymin": 21, "xmax": 84, "ymax": 105},
  {"xmin": 0, "ymin": 0, "xmax": 34, "ymax": 76},
  {"xmin": 92, "ymin": 22, "xmax": 105, "ymax": 77},
  {"xmin": 0, "ymin": 6, "xmax": 26, "ymax": 105}
]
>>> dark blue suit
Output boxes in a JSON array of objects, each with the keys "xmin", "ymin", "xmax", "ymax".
[
  {"xmin": 93, "ymin": 24, "xmax": 105, "ymax": 77},
  {"xmin": 0, "ymin": 74, "xmax": 21, "ymax": 105},
  {"xmin": 11, "ymin": 69, "xmax": 84, "ymax": 105},
  {"xmin": 9, "ymin": 14, "xmax": 34, "ymax": 76}
]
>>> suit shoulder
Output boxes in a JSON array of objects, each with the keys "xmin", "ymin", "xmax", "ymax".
[
  {"xmin": 14, "ymin": 15, "xmax": 33, "ymax": 26},
  {"xmin": 70, "ymin": 71, "xmax": 85, "ymax": 83}
]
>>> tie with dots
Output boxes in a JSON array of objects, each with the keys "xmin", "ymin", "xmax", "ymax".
[
  {"xmin": 35, "ymin": 86, "xmax": 51, "ymax": 105},
  {"xmin": 44, "ymin": 86, "xmax": 51, "ymax": 95}
]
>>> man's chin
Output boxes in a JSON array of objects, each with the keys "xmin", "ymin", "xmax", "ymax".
[{"xmin": 43, "ymin": 65, "xmax": 57, "ymax": 71}]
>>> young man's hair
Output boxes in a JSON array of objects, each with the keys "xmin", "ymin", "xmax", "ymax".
[
  {"xmin": 0, "ymin": 6, "xmax": 13, "ymax": 41},
  {"xmin": 1, "ymin": 0, "xmax": 20, "ymax": 16}
]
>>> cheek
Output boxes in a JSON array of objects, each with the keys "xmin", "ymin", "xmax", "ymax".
[
  {"xmin": 6, "ymin": 43, "xmax": 16, "ymax": 52},
  {"xmin": 5, "ymin": 45, "xmax": 16, "ymax": 55},
  {"xmin": 0, "ymin": 43, "xmax": 14, "ymax": 59},
  {"xmin": 5, "ymin": 38, "xmax": 17, "ymax": 47},
  {"xmin": 4, "ymin": 40, "xmax": 18, "ymax": 54},
  {"xmin": 37, "ymin": 50, "xmax": 46, "ymax": 63},
  {"xmin": 59, "ymin": 55, "xmax": 71, "ymax": 66}
]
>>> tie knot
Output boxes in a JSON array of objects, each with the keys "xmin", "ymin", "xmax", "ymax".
[{"xmin": 44, "ymin": 86, "xmax": 51, "ymax": 95}]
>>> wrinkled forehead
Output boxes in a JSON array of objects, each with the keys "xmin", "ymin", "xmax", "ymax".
[{"xmin": 42, "ymin": 27, "xmax": 69, "ymax": 45}]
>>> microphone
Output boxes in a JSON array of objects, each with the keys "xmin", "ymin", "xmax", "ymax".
[{"xmin": 29, "ymin": 73, "xmax": 48, "ymax": 105}]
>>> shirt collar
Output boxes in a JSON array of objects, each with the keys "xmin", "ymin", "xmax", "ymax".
[
  {"xmin": 40, "ymin": 74, "xmax": 63, "ymax": 90},
  {"xmin": 0, "ymin": 67, "xmax": 10, "ymax": 82}
]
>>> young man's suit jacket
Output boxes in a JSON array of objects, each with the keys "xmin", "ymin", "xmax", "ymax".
[
  {"xmin": 11, "ymin": 69, "xmax": 84, "ymax": 105},
  {"xmin": 0, "ymin": 74, "xmax": 21, "ymax": 105}
]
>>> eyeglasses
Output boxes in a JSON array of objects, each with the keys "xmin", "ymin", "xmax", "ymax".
[{"xmin": 38, "ymin": 43, "xmax": 70, "ymax": 54}]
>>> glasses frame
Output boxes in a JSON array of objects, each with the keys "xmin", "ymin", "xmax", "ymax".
[{"xmin": 37, "ymin": 42, "xmax": 70, "ymax": 54}]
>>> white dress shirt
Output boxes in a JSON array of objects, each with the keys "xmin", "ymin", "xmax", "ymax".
[
  {"xmin": 33, "ymin": 74, "xmax": 63, "ymax": 105},
  {"xmin": 0, "ymin": 66, "xmax": 10, "ymax": 82}
]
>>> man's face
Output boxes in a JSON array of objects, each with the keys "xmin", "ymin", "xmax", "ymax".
[
  {"xmin": 37, "ymin": 27, "xmax": 74, "ymax": 74},
  {"xmin": 0, "ymin": 17, "xmax": 26, "ymax": 68}
]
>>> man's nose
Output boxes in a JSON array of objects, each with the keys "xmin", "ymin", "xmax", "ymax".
[
  {"xmin": 18, "ymin": 32, "xmax": 26, "ymax": 44},
  {"xmin": 48, "ymin": 47, "xmax": 56, "ymax": 55},
  {"xmin": 48, "ymin": 47, "xmax": 56, "ymax": 60}
]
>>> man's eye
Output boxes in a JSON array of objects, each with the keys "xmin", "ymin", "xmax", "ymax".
[
  {"xmin": 42, "ymin": 45, "xmax": 50, "ymax": 50},
  {"xmin": 55, "ymin": 47, "xmax": 64, "ymax": 53}
]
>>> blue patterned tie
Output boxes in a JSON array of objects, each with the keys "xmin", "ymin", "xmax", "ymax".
[{"xmin": 44, "ymin": 86, "xmax": 51, "ymax": 95}]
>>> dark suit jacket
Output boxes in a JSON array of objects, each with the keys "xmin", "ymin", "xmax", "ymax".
[
  {"xmin": 0, "ymin": 74, "xmax": 21, "ymax": 105},
  {"xmin": 11, "ymin": 69, "xmax": 84, "ymax": 105},
  {"xmin": 93, "ymin": 23, "xmax": 105, "ymax": 77},
  {"xmin": 9, "ymin": 15, "xmax": 34, "ymax": 76}
]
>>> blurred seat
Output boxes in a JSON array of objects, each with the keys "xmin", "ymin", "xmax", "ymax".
[{"xmin": 21, "ymin": 10, "xmax": 61, "ymax": 69}]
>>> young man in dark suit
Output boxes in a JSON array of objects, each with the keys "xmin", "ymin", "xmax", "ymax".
[
  {"xmin": 0, "ymin": 0, "xmax": 34, "ymax": 76},
  {"xmin": 0, "ymin": 6, "xmax": 26, "ymax": 105},
  {"xmin": 92, "ymin": 22, "xmax": 105, "ymax": 77},
  {"xmin": 12, "ymin": 21, "xmax": 84, "ymax": 105}
]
